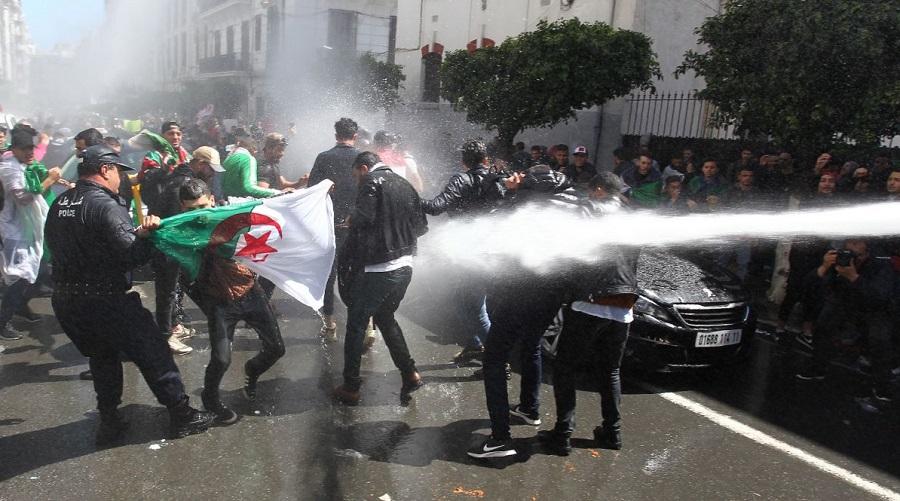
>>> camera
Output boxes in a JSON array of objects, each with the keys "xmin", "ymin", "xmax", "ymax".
[{"xmin": 836, "ymin": 249, "xmax": 857, "ymax": 267}]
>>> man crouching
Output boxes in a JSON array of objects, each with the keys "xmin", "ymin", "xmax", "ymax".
[{"xmin": 179, "ymin": 179, "xmax": 286, "ymax": 423}]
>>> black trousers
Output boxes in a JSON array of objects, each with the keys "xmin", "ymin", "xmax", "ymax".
[
  {"xmin": 483, "ymin": 280, "xmax": 566, "ymax": 440},
  {"xmin": 259, "ymin": 277, "xmax": 277, "ymax": 301},
  {"xmin": 52, "ymin": 291, "xmax": 187, "ymax": 411},
  {"xmin": 194, "ymin": 284, "xmax": 285, "ymax": 399},
  {"xmin": 813, "ymin": 298, "xmax": 894, "ymax": 391},
  {"xmin": 552, "ymin": 307, "xmax": 630, "ymax": 435},
  {"xmin": 343, "ymin": 267, "xmax": 415, "ymax": 390},
  {"xmin": 0, "ymin": 278, "xmax": 35, "ymax": 329},
  {"xmin": 151, "ymin": 252, "xmax": 181, "ymax": 334}
]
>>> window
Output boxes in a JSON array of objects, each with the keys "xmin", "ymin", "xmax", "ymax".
[
  {"xmin": 181, "ymin": 32, "xmax": 187, "ymax": 69},
  {"xmin": 226, "ymin": 26, "xmax": 235, "ymax": 54},
  {"xmin": 254, "ymin": 15, "xmax": 262, "ymax": 51},
  {"xmin": 241, "ymin": 21, "xmax": 250, "ymax": 57},
  {"xmin": 327, "ymin": 9, "xmax": 357, "ymax": 53},
  {"xmin": 214, "ymin": 30, "xmax": 221, "ymax": 56},
  {"xmin": 421, "ymin": 52, "xmax": 442, "ymax": 102}
]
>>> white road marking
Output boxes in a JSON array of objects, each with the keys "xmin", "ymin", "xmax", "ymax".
[{"xmin": 646, "ymin": 386, "xmax": 900, "ymax": 501}]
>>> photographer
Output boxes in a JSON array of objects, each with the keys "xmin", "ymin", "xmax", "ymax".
[{"xmin": 796, "ymin": 239, "xmax": 895, "ymax": 403}]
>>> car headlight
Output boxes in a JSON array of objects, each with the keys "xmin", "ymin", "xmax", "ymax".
[{"xmin": 634, "ymin": 296, "xmax": 672, "ymax": 321}]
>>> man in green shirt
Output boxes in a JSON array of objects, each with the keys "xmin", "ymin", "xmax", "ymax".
[{"xmin": 222, "ymin": 136, "xmax": 280, "ymax": 199}]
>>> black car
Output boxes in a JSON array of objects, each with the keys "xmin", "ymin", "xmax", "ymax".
[{"xmin": 542, "ymin": 249, "xmax": 756, "ymax": 371}]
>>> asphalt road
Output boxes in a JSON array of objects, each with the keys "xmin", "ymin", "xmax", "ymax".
[{"xmin": 1, "ymin": 265, "xmax": 898, "ymax": 501}]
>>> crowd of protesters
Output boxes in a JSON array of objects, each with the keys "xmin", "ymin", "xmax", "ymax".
[
  {"xmin": 0, "ymin": 107, "xmax": 897, "ymax": 456},
  {"xmin": 500, "ymin": 140, "xmax": 900, "ymax": 407}
]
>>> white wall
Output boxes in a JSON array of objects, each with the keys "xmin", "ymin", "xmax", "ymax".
[{"xmin": 394, "ymin": 0, "xmax": 718, "ymax": 165}]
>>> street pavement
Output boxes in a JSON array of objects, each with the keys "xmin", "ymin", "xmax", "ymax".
[{"xmin": 1, "ymin": 264, "xmax": 898, "ymax": 501}]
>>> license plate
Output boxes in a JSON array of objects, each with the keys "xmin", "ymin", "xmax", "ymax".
[{"xmin": 695, "ymin": 329, "xmax": 742, "ymax": 348}]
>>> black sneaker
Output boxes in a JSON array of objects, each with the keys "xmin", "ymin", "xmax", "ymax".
[
  {"xmin": 594, "ymin": 426, "xmax": 622, "ymax": 450},
  {"xmin": 169, "ymin": 405, "xmax": 215, "ymax": 439},
  {"xmin": 510, "ymin": 404, "xmax": 542, "ymax": 426},
  {"xmin": 467, "ymin": 436, "xmax": 516, "ymax": 459},
  {"xmin": 202, "ymin": 391, "xmax": 239, "ymax": 426},
  {"xmin": 79, "ymin": 370, "xmax": 94, "ymax": 380},
  {"xmin": 0, "ymin": 327, "xmax": 23, "ymax": 341},
  {"xmin": 453, "ymin": 345, "xmax": 484, "ymax": 365},
  {"xmin": 536, "ymin": 429, "xmax": 571, "ymax": 456},
  {"xmin": 243, "ymin": 362, "xmax": 258, "ymax": 401},
  {"xmin": 795, "ymin": 368, "xmax": 825, "ymax": 381},
  {"xmin": 872, "ymin": 387, "xmax": 894, "ymax": 403},
  {"xmin": 796, "ymin": 333, "xmax": 814, "ymax": 351},
  {"xmin": 95, "ymin": 409, "xmax": 130, "ymax": 446}
]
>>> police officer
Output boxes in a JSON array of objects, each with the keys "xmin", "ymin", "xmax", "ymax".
[{"xmin": 45, "ymin": 145, "xmax": 214, "ymax": 445}]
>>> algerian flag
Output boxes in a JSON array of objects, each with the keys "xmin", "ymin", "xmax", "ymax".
[
  {"xmin": 127, "ymin": 129, "xmax": 177, "ymax": 159},
  {"xmin": 151, "ymin": 180, "xmax": 336, "ymax": 310}
]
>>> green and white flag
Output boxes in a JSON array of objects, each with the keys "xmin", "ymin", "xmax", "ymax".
[{"xmin": 151, "ymin": 180, "xmax": 336, "ymax": 309}]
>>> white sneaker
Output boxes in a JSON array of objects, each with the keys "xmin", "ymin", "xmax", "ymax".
[
  {"xmin": 363, "ymin": 318, "xmax": 377, "ymax": 350},
  {"xmin": 168, "ymin": 335, "xmax": 193, "ymax": 355},
  {"xmin": 320, "ymin": 315, "xmax": 337, "ymax": 343},
  {"xmin": 171, "ymin": 324, "xmax": 196, "ymax": 339}
]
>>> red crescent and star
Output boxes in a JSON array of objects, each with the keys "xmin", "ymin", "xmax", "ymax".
[{"xmin": 236, "ymin": 230, "xmax": 278, "ymax": 262}]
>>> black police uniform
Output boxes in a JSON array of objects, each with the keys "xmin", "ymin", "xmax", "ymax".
[{"xmin": 45, "ymin": 145, "xmax": 211, "ymax": 439}]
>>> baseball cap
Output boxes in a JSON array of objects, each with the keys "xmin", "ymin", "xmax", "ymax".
[
  {"xmin": 573, "ymin": 146, "xmax": 588, "ymax": 156},
  {"xmin": 10, "ymin": 127, "xmax": 38, "ymax": 149},
  {"xmin": 81, "ymin": 144, "xmax": 134, "ymax": 171},
  {"xmin": 192, "ymin": 146, "xmax": 224, "ymax": 172}
]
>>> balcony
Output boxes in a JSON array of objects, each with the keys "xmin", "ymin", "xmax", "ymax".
[{"xmin": 198, "ymin": 53, "xmax": 249, "ymax": 74}]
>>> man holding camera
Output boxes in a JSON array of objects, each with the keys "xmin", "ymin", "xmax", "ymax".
[{"xmin": 796, "ymin": 239, "xmax": 895, "ymax": 403}]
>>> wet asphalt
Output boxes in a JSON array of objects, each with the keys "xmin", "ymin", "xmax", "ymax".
[{"xmin": 1, "ymin": 263, "xmax": 899, "ymax": 501}]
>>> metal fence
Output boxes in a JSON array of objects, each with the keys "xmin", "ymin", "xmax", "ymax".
[{"xmin": 622, "ymin": 91, "xmax": 739, "ymax": 140}]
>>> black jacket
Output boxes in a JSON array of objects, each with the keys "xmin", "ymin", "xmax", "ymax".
[
  {"xmin": 567, "ymin": 197, "xmax": 640, "ymax": 301},
  {"xmin": 45, "ymin": 180, "xmax": 153, "ymax": 292},
  {"xmin": 343, "ymin": 165, "xmax": 428, "ymax": 268},
  {"xmin": 812, "ymin": 254, "xmax": 895, "ymax": 313},
  {"xmin": 142, "ymin": 164, "xmax": 194, "ymax": 218},
  {"xmin": 422, "ymin": 166, "xmax": 504, "ymax": 217},
  {"xmin": 308, "ymin": 143, "xmax": 360, "ymax": 224}
]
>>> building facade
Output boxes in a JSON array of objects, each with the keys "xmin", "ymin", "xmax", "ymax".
[
  {"xmin": 394, "ymin": 0, "xmax": 722, "ymax": 165},
  {"xmin": 0, "ymin": 0, "xmax": 32, "ymax": 108},
  {"xmin": 127, "ymin": 0, "xmax": 398, "ymax": 120}
]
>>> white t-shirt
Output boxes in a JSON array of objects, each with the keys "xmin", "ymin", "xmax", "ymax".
[
  {"xmin": 365, "ymin": 254, "xmax": 414, "ymax": 273},
  {"xmin": 571, "ymin": 301, "xmax": 634, "ymax": 324}
]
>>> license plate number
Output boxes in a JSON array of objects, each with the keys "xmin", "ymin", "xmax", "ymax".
[{"xmin": 695, "ymin": 330, "xmax": 742, "ymax": 348}]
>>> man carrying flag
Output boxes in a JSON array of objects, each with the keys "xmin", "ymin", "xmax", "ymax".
[
  {"xmin": 151, "ymin": 176, "xmax": 336, "ymax": 413},
  {"xmin": 175, "ymin": 179, "xmax": 285, "ymax": 423}
]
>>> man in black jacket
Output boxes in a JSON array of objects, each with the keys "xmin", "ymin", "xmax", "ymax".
[
  {"xmin": 796, "ymin": 239, "xmax": 896, "ymax": 403},
  {"xmin": 423, "ymin": 138, "xmax": 504, "ymax": 364},
  {"xmin": 536, "ymin": 173, "xmax": 639, "ymax": 456},
  {"xmin": 333, "ymin": 152, "xmax": 428, "ymax": 405},
  {"xmin": 308, "ymin": 117, "xmax": 361, "ymax": 341},
  {"xmin": 45, "ymin": 145, "xmax": 213, "ymax": 444}
]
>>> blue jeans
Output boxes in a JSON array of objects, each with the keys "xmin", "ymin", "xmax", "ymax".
[
  {"xmin": 483, "ymin": 280, "xmax": 565, "ymax": 440},
  {"xmin": 456, "ymin": 287, "xmax": 490, "ymax": 349}
]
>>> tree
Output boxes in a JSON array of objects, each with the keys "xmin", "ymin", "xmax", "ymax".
[
  {"xmin": 677, "ymin": 0, "xmax": 900, "ymax": 157},
  {"xmin": 441, "ymin": 19, "xmax": 659, "ymax": 153},
  {"xmin": 352, "ymin": 53, "xmax": 406, "ymax": 111}
]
